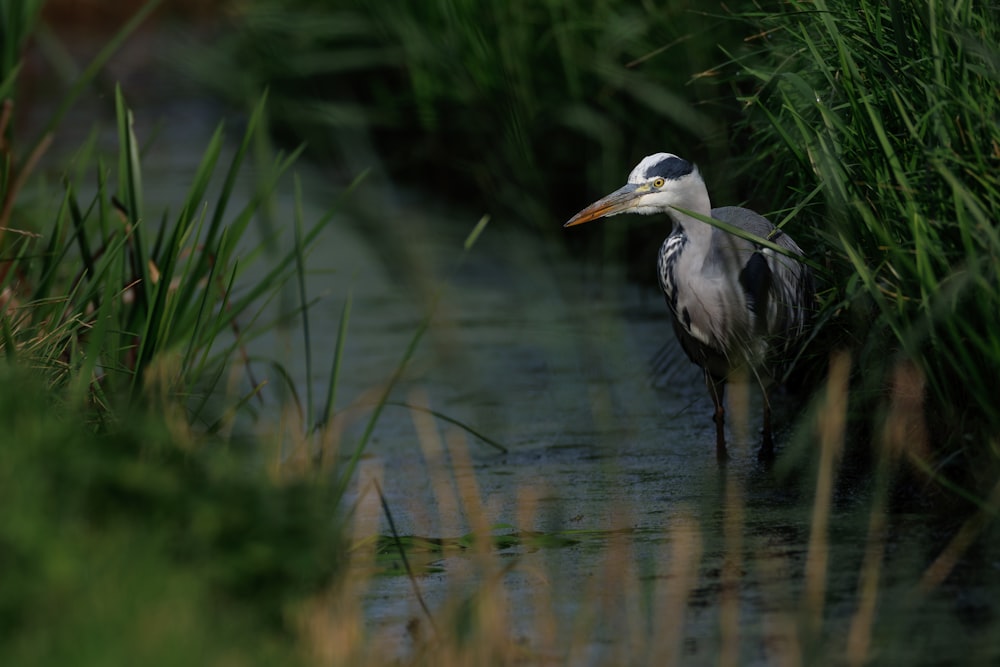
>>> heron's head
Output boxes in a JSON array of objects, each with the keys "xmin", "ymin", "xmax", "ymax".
[{"xmin": 564, "ymin": 153, "xmax": 704, "ymax": 227}]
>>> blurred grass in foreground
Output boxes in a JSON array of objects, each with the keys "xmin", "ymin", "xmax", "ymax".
[
  {"xmin": 3, "ymin": 351, "xmax": 1000, "ymax": 665},
  {"xmin": 288, "ymin": 356, "xmax": 1000, "ymax": 666},
  {"xmin": 0, "ymin": 368, "xmax": 345, "ymax": 666}
]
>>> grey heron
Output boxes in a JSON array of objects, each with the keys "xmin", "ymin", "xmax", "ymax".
[{"xmin": 565, "ymin": 153, "xmax": 814, "ymax": 461}]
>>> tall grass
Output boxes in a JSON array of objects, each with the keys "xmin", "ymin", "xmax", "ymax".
[
  {"xmin": 0, "ymin": 0, "xmax": 45, "ymax": 102},
  {"xmin": 3, "ymin": 86, "xmax": 342, "ymax": 424},
  {"xmin": 2, "ymin": 4, "xmax": 357, "ymax": 662},
  {"xmin": 734, "ymin": 0, "xmax": 1000, "ymax": 487},
  {"xmin": 180, "ymin": 0, "xmax": 766, "ymax": 228}
]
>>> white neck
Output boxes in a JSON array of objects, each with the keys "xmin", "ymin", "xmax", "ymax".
[{"xmin": 667, "ymin": 181, "xmax": 713, "ymax": 242}]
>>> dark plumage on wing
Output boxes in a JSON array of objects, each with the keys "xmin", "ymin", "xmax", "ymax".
[{"xmin": 565, "ymin": 153, "xmax": 814, "ymax": 461}]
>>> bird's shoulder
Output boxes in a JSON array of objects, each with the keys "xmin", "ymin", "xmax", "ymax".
[
  {"xmin": 711, "ymin": 206, "xmax": 774, "ymax": 237},
  {"xmin": 711, "ymin": 206, "xmax": 805, "ymax": 257}
]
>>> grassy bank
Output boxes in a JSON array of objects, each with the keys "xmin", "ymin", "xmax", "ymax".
[
  {"xmin": 3, "ymin": 3, "xmax": 352, "ymax": 662},
  {"xmin": 735, "ymin": 0, "xmax": 1000, "ymax": 490}
]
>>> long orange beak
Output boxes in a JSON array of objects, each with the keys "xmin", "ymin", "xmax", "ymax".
[{"xmin": 564, "ymin": 183, "xmax": 641, "ymax": 227}]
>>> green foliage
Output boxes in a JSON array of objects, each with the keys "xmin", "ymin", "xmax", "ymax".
[
  {"xmin": 737, "ymin": 0, "xmax": 1000, "ymax": 471},
  {"xmin": 0, "ymin": 0, "xmax": 45, "ymax": 102},
  {"xmin": 3, "ymin": 86, "xmax": 345, "ymax": 424},
  {"xmin": 181, "ymin": 0, "xmax": 764, "ymax": 224},
  {"xmin": 0, "ymin": 368, "xmax": 344, "ymax": 665},
  {"xmin": 1, "ymin": 10, "xmax": 353, "ymax": 654}
]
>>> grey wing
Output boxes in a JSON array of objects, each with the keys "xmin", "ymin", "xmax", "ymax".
[
  {"xmin": 766, "ymin": 224, "xmax": 814, "ymax": 342},
  {"xmin": 712, "ymin": 206, "xmax": 814, "ymax": 343}
]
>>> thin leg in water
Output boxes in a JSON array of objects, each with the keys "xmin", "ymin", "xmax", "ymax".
[{"xmin": 706, "ymin": 372, "xmax": 728, "ymax": 462}]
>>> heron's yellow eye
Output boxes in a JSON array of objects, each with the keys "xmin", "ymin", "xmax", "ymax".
[{"xmin": 652, "ymin": 178, "xmax": 666, "ymax": 188}]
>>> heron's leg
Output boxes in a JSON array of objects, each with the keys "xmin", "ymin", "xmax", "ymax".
[
  {"xmin": 759, "ymin": 388, "xmax": 775, "ymax": 462},
  {"xmin": 706, "ymin": 372, "xmax": 728, "ymax": 462}
]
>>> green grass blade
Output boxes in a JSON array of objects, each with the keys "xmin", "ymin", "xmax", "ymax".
[
  {"xmin": 385, "ymin": 401, "xmax": 507, "ymax": 454},
  {"xmin": 292, "ymin": 175, "xmax": 313, "ymax": 431},
  {"xmin": 316, "ymin": 290, "xmax": 352, "ymax": 436}
]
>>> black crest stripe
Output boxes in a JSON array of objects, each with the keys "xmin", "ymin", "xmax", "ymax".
[{"xmin": 644, "ymin": 156, "xmax": 693, "ymax": 181}]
